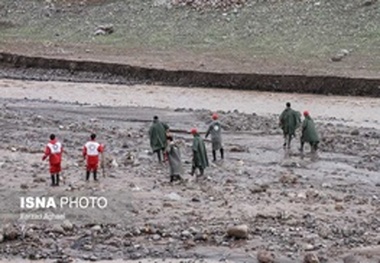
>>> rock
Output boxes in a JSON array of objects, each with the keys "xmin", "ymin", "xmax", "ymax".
[
  {"xmin": 0, "ymin": 233, "xmax": 4, "ymax": 243},
  {"xmin": 89, "ymin": 255, "xmax": 98, "ymax": 261},
  {"xmin": 257, "ymin": 250, "xmax": 274, "ymax": 263},
  {"xmin": 304, "ymin": 244, "xmax": 315, "ymax": 251},
  {"xmin": 250, "ymin": 184, "xmax": 269, "ymax": 194},
  {"xmin": 229, "ymin": 145, "xmax": 247, "ymax": 152},
  {"xmin": 279, "ymin": 173, "xmax": 298, "ymax": 184},
  {"xmin": 350, "ymin": 129, "xmax": 360, "ymax": 136},
  {"xmin": 33, "ymin": 177, "xmax": 46, "ymax": 183},
  {"xmin": 331, "ymin": 49, "xmax": 350, "ymax": 62},
  {"xmin": 152, "ymin": 234, "xmax": 161, "ymax": 241},
  {"xmin": 226, "ymin": 224, "xmax": 248, "ymax": 239},
  {"xmin": 51, "ymin": 224, "xmax": 65, "ymax": 234},
  {"xmin": 343, "ymin": 254, "xmax": 360, "ymax": 263},
  {"xmin": 20, "ymin": 183, "xmax": 29, "ymax": 189},
  {"xmin": 193, "ymin": 232, "xmax": 208, "ymax": 241},
  {"xmin": 3, "ymin": 224, "xmax": 18, "ymax": 240},
  {"xmin": 62, "ymin": 220, "xmax": 74, "ymax": 231},
  {"xmin": 91, "ymin": 225, "xmax": 102, "ymax": 232},
  {"xmin": 181, "ymin": 230, "xmax": 192, "ymax": 238},
  {"xmin": 335, "ymin": 203, "xmax": 344, "ymax": 211},
  {"xmin": 191, "ymin": 197, "xmax": 201, "ymax": 202},
  {"xmin": 304, "ymin": 253, "xmax": 320, "ymax": 263},
  {"xmin": 166, "ymin": 192, "xmax": 181, "ymax": 201},
  {"xmin": 94, "ymin": 24, "xmax": 114, "ymax": 36},
  {"xmin": 111, "ymin": 159, "xmax": 119, "ymax": 168},
  {"xmin": 362, "ymin": 0, "xmax": 377, "ymax": 6}
]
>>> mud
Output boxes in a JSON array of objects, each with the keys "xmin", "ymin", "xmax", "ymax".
[
  {"xmin": 0, "ymin": 79, "xmax": 380, "ymax": 262},
  {"xmin": 1, "ymin": 52, "xmax": 380, "ymax": 97}
]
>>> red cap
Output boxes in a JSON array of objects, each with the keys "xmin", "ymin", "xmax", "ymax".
[
  {"xmin": 212, "ymin": 113, "xmax": 218, "ymax": 120},
  {"xmin": 190, "ymin": 128, "xmax": 198, "ymax": 135},
  {"xmin": 303, "ymin": 111, "xmax": 310, "ymax": 116}
]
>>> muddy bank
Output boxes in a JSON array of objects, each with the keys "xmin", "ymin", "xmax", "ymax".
[{"xmin": 1, "ymin": 52, "xmax": 380, "ymax": 97}]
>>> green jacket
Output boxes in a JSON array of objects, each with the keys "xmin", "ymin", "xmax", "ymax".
[
  {"xmin": 301, "ymin": 116, "xmax": 320, "ymax": 143},
  {"xmin": 279, "ymin": 108, "xmax": 301, "ymax": 136},
  {"xmin": 149, "ymin": 120, "xmax": 169, "ymax": 151},
  {"xmin": 192, "ymin": 134, "xmax": 209, "ymax": 169}
]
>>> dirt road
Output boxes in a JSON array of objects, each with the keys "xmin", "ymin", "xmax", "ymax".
[{"xmin": 0, "ymin": 79, "xmax": 379, "ymax": 263}]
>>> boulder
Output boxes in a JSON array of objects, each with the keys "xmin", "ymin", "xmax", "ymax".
[{"xmin": 226, "ymin": 224, "xmax": 248, "ymax": 239}]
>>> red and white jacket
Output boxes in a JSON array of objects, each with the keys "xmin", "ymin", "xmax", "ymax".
[
  {"xmin": 83, "ymin": 140, "xmax": 104, "ymax": 166},
  {"xmin": 42, "ymin": 139, "xmax": 63, "ymax": 165}
]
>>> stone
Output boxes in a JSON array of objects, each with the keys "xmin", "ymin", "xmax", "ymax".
[
  {"xmin": 152, "ymin": 234, "xmax": 161, "ymax": 241},
  {"xmin": 279, "ymin": 173, "xmax": 298, "ymax": 184},
  {"xmin": 20, "ymin": 183, "xmax": 29, "ymax": 189},
  {"xmin": 33, "ymin": 177, "xmax": 46, "ymax": 183},
  {"xmin": 62, "ymin": 220, "xmax": 74, "ymax": 231},
  {"xmin": 226, "ymin": 224, "xmax": 248, "ymax": 239},
  {"xmin": 3, "ymin": 224, "xmax": 18, "ymax": 241},
  {"xmin": 350, "ymin": 129, "xmax": 360, "ymax": 136},
  {"xmin": 363, "ymin": 0, "xmax": 377, "ymax": 7},
  {"xmin": 92, "ymin": 225, "xmax": 102, "ymax": 231},
  {"xmin": 257, "ymin": 250, "xmax": 274, "ymax": 263},
  {"xmin": 304, "ymin": 253, "xmax": 320, "ymax": 263},
  {"xmin": 166, "ymin": 192, "xmax": 181, "ymax": 201},
  {"xmin": 181, "ymin": 230, "xmax": 192, "ymax": 238},
  {"xmin": 343, "ymin": 254, "xmax": 360, "ymax": 263},
  {"xmin": 335, "ymin": 203, "xmax": 344, "ymax": 211},
  {"xmin": 51, "ymin": 224, "xmax": 65, "ymax": 235},
  {"xmin": 89, "ymin": 255, "xmax": 98, "ymax": 261}
]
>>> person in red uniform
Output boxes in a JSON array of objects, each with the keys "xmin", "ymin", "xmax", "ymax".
[
  {"xmin": 83, "ymin": 133, "xmax": 104, "ymax": 181},
  {"xmin": 42, "ymin": 134, "xmax": 63, "ymax": 186}
]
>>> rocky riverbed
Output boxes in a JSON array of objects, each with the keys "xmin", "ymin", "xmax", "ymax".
[{"xmin": 0, "ymin": 80, "xmax": 380, "ymax": 263}]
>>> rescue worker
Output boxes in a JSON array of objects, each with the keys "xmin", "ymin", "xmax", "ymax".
[
  {"xmin": 83, "ymin": 133, "xmax": 104, "ymax": 181},
  {"xmin": 300, "ymin": 111, "xmax": 320, "ymax": 154},
  {"xmin": 165, "ymin": 135, "xmax": 183, "ymax": 183},
  {"xmin": 42, "ymin": 134, "xmax": 63, "ymax": 187},
  {"xmin": 205, "ymin": 113, "xmax": 224, "ymax": 162},
  {"xmin": 149, "ymin": 116, "xmax": 169, "ymax": 162},
  {"xmin": 279, "ymin": 102, "xmax": 301, "ymax": 150},
  {"xmin": 190, "ymin": 128, "xmax": 209, "ymax": 177}
]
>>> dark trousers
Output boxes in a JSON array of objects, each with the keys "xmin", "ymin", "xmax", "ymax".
[
  {"xmin": 51, "ymin": 174, "xmax": 60, "ymax": 186},
  {"xmin": 283, "ymin": 134, "xmax": 293, "ymax": 149},
  {"xmin": 154, "ymin": 149, "xmax": 165, "ymax": 162},
  {"xmin": 86, "ymin": 170, "xmax": 97, "ymax": 181},
  {"xmin": 191, "ymin": 165, "xmax": 204, "ymax": 177},
  {"xmin": 212, "ymin": 148, "xmax": 224, "ymax": 161}
]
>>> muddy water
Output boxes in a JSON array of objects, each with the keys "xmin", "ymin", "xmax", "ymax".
[{"xmin": 0, "ymin": 79, "xmax": 379, "ymax": 128}]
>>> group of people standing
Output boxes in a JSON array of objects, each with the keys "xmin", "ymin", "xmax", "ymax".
[
  {"xmin": 42, "ymin": 133, "xmax": 104, "ymax": 186},
  {"xmin": 279, "ymin": 102, "xmax": 320, "ymax": 154},
  {"xmin": 41, "ymin": 102, "xmax": 320, "ymax": 186},
  {"xmin": 148, "ymin": 114, "xmax": 224, "ymax": 182}
]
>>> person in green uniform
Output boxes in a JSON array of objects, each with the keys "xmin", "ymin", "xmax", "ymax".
[
  {"xmin": 190, "ymin": 128, "xmax": 209, "ymax": 177},
  {"xmin": 279, "ymin": 102, "xmax": 301, "ymax": 150},
  {"xmin": 206, "ymin": 113, "xmax": 224, "ymax": 162},
  {"xmin": 300, "ymin": 111, "xmax": 320, "ymax": 154},
  {"xmin": 149, "ymin": 116, "xmax": 169, "ymax": 162},
  {"xmin": 165, "ymin": 135, "xmax": 183, "ymax": 183}
]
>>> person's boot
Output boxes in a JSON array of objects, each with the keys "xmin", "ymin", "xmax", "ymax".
[
  {"xmin": 212, "ymin": 150, "xmax": 216, "ymax": 162},
  {"xmin": 86, "ymin": 171, "xmax": 90, "ymax": 181},
  {"xmin": 55, "ymin": 174, "xmax": 60, "ymax": 186},
  {"xmin": 199, "ymin": 168, "xmax": 204, "ymax": 177},
  {"xmin": 170, "ymin": 175, "xmax": 174, "ymax": 183},
  {"xmin": 93, "ymin": 170, "xmax": 98, "ymax": 181},
  {"xmin": 51, "ymin": 174, "xmax": 56, "ymax": 186},
  {"xmin": 220, "ymin": 148, "xmax": 224, "ymax": 160}
]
